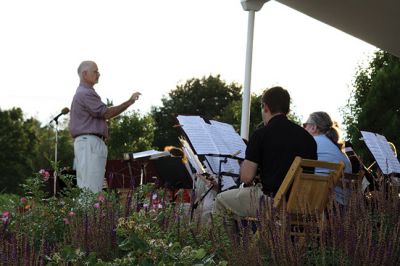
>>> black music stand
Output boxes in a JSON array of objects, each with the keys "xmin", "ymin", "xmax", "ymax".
[{"xmin": 152, "ymin": 156, "xmax": 193, "ymax": 190}]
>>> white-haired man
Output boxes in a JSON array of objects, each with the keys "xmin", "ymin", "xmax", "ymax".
[{"xmin": 69, "ymin": 60, "xmax": 141, "ymax": 192}]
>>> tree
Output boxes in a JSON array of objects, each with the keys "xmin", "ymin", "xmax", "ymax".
[
  {"xmin": 0, "ymin": 108, "xmax": 39, "ymax": 193},
  {"xmin": 151, "ymin": 75, "xmax": 242, "ymax": 149},
  {"xmin": 0, "ymin": 108, "xmax": 75, "ymax": 193},
  {"xmin": 343, "ymin": 50, "xmax": 400, "ymax": 164},
  {"xmin": 220, "ymin": 94, "xmax": 262, "ymax": 136},
  {"xmin": 107, "ymin": 110, "xmax": 155, "ymax": 159},
  {"xmin": 221, "ymin": 92, "xmax": 303, "ymax": 138},
  {"xmin": 32, "ymin": 119, "xmax": 74, "ymax": 171}
]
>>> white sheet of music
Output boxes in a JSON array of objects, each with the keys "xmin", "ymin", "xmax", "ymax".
[
  {"xmin": 177, "ymin": 115, "xmax": 219, "ymax": 155},
  {"xmin": 205, "ymin": 155, "xmax": 241, "ymax": 176},
  {"xmin": 180, "ymin": 138, "xmax": 205, "ymax": 174},
  {"xmin": 130, "ymin": 149, "xmax": 170, "ymax": 160},
  {"xmin": 203, "ymin": 157, "xmax": 238, "ymax": 191},
  {"xmin": 177, "ymin": 115, "xmax": 246, "ymax": 158},
  {"xmin": 209, "ymin": 120, "xmax": 246, "ymax": 159},
  {"xmin": 361, "ymin": 131, "xmax": 400, "ymax": 174}
]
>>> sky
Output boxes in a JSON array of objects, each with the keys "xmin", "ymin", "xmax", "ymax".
[{"xmin": 0, "ymin": 0, "xmax": 376, "ymax": 129}]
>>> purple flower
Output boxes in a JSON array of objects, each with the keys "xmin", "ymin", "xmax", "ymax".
[
  {"xmin": 63, "ymin": 218, "xmax": 70, "ymax": 225},
  {"xmin": 94, "ymin": 202, "xmax": 100, "ymax": 209}
]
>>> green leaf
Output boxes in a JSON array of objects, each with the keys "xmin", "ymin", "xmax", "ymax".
[
  {"xmin": 195, "ymin": 248, "xmax": 206, "ymax": 260},
  {"xmin": 60, "ymin": 245, "xmax": 76, "ymax": 261}
]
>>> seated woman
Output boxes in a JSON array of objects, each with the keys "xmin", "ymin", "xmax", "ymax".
[{"xmin": 303, "ymin": 111, "xmax": 352, "ymax": 205}]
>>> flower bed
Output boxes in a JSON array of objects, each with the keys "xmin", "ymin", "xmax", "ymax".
[{"xmin": 1, "ymin": 171, "xmax": 400, "ymax": 265}]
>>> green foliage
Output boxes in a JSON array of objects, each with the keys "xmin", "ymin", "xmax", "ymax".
[
  {"xmin": 0, "ymin": 107, "xmax": 74, "ymax": 193},
  {"xmin": 114, "ymin": 204, "xmax": 223, "ymax": 265},
  {"xmin": 151, "ymin": 75, "xmax": 242, "ymax": 149},
  {"xmin": 221, "ymin": 93, "xmax": 303, "ymax": 138},
  {"xmin": 220, "ymin": 94, "xmax": 262, "ymax": 137},
  {"xmin": 0, "ymin": 108, "xmax": 39, "ymax": 193},
  {"xmin": 151, "ymin": 75, "xmax": 304, "ymax": 148},
  {"xmin": 0, "ymin": 193, "xmax": 19, "ymax": 210},
  {"xmin": 46, "ymin": 246, "xmax": 99, "ymax": 266},
  {"xmin": 33, "ymin": 120, "xmax": 74, "ymax": 170},
  {"xmin": 2, "ymin": 176, "xmax": 400, "ymax": 265},
  {"xmin": 343, "ymin": 50, "xmax": 400, "ymax": 163},
  {"xmin": 107, "ymin": 110, "xmax": 155, "ymax": 159}
]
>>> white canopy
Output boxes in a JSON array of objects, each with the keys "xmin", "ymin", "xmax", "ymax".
[
  {"xmin": 276, "ymin": 0, "xmax": 400, "ymax": 58},
  {"xmin": 240, "ymin": 0, "xmax": 399, "ymax": 138}
]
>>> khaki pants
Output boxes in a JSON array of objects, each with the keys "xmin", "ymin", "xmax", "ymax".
[
  {"xmin": 74, "ymin": 135, "xmax": 107, "ymax": 193},
  {"xmin": 213, "ymin": 184, "xmax": 265, "ymax": 219}
]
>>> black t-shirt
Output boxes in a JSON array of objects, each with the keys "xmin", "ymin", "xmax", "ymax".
[{"xmin": 245, "ymin": 115, "xmax": 317, "ymax": 196}]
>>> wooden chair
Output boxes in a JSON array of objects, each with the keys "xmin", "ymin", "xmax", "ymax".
[{"xmin": 273, "ymin": 156, "xmax": 345, "ymax": 242}]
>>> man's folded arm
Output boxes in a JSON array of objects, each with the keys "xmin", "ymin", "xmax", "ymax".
[{"xmin": 240, "ymin": 159, "xmax": 258, "ymax": 184}]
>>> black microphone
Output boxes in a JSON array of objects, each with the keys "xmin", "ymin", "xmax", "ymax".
[{"xmin": 50, "ymin": 107, "xmax": 70, "ymax": 123}]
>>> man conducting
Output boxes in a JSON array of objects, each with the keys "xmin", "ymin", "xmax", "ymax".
[
  {"xmin": 69, "ymin": 60, "xmax": 141, "ymax": 193},
  {"xmin": 213, "ymin": 86, "xmax": 317, "ymax": 221}
]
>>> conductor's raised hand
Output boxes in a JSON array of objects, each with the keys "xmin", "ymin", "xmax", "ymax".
[{"xmin": 129, "ymin": 92, "xmax": 141, "ymax": 105}]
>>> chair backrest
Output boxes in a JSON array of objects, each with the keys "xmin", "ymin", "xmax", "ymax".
[{"xmin": 273, "ymin": 156, "xmax": 345, "ymax": 215}]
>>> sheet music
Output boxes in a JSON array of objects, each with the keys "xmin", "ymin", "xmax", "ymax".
[
  {"xmin": 205, "ymin": 155, "xmax": 241, "ymax": 176},
  {"xmin": 203, "ymin": 158, "xmax": 238, "ymax": 191},
  {"xmin": 209, "ymin": 120, "xmax": 246, "ymax": 159},
  {"xmin": 361, "ymin": 131, "xmax": 400, "ymax": 174},
  {"xmin": 177, "ymin": 115, "xmax": 246, "ymax": 158},
  {"xmin": 124, "ymin": 149, "xmax": 170, "ymax": 160},
  {"xmin": 176, "ymin": 116, "xmax": 219, "ymax": 155},
  {"xmin": 180, "ymin": 138, "xmax": 205, "ymax": 174}
]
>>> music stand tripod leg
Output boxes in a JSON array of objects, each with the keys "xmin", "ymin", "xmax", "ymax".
[
  {"xmin": 218, "ymin": 157, "xmax": 228, "ymax": 193},
  {"xmin": 190, "ymin": 184, "xmax": 215, "ymax": 222}
]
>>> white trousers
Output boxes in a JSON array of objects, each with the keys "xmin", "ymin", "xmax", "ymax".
[{"xmin": 74, "ymin": 135, "xmax": 107, "ymax": 193}]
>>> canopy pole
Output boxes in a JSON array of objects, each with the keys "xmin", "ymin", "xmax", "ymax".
[
  {"xmin": 240, "ymin": 0, "xmax": 268, "ymax": 140},
  {"xmin": 240, "ymin": 10, "xmax": 256, "ymax": 140}
]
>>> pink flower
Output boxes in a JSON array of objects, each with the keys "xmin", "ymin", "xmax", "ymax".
[
  {"xmin": 94, "ymin": 202, "xmax": 100, "ymax": 209},
  {"xmin": 68, "ymin": 211, "xmax": 75, "ymax": 217},
  {"xmin": 63, "ymin": 218, "xmax": 70, "ymax": 225},
  {"xmin": 20, "ymin": 197, "xmax": 28, "ymax": 205},
  {"xmin": 1, "ymin": 211, "xmax": 9, "ymax": 224},
  {"xmin": 97, "ymin": 194, "xmax": 105, "ymax": 203},
  {"xmin": 39, "ymin": 169, "xmax": 50, "ymax": 181}
]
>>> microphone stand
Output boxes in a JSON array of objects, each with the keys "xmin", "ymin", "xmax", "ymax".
[{"xmin": 51, "ymin": 117, "xmax": 60, "ymax": 197}]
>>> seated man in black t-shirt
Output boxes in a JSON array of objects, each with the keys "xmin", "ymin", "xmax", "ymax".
[{"xmin": 213, "ymin": 86, "xmax": 317, "ymax": 222}]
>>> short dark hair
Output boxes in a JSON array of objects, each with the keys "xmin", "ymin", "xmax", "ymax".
[{"xmin": 261, "ymin": 86, "xmax": 290, "ymax": 114}]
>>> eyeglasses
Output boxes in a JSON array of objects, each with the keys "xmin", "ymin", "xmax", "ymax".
[{"xmin": 303, "ymin": 123, "xmax": 315, "ymax": 128}]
